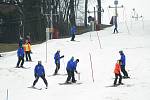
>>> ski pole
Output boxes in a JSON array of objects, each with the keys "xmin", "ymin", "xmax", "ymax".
[
  {"xmin": 6, "ymin": 89, "xmax": 8, "ymax": 100},
  {"xmin": 62, "ymin": 58, "xmax": 66, "ymax": 74},
  {"xmin": 78, "ymin": 73, "xmax": 80, "ymax": 80}
]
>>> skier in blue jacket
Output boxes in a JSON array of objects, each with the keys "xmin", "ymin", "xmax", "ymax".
[
  {"xmin": 119, "ymin": 50, "xmax": 129, "ymax": 78},
  {"xmin": 32, "ymin": 61, "xmax": 48, "ymax": 88},
  {"xmin": 16, "ymin": 46, "xmax": 24, "ymax": 68},
  {"xmin": 66, "ymin": 57, "xmax": 79, "ymax": 83},
  {"xmin": 70, "ymin": 25, "xmax": 77, "ymax": 41},
  {"xmin": 53, "ymin": 50, "xmax": 64, "ymax": 75}
]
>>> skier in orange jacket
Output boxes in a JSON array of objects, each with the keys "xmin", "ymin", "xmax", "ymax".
[
  {"xmin": 113, "ymin": 60, "xmax": 123, "ymax": 86},
  {"xmin": 24, "ymin": 39, "xmax": 32, "ymax": 61}
]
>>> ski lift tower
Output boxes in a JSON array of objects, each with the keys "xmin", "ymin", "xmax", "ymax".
[
  {"xmin": 132, "ymin": 8, "xmax": 143, "ymax": 21},
  {"xmin": 109, "ymin": 0, "xmax": 123, "ymax": 17},
  {"xmin": 109, "ymin": 0, "xmax": 123, "ymax": 33}
]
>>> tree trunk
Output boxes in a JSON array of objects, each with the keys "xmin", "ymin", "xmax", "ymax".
[
  {"xmin": 84, "ymin": 0, "xmax": 88, "ymax": 27},
  {"xmin": 97, "ymin": 0, "xmax": 101, "ymax": 25},
  {"xmin": 69, "ymin": 0, "xmax": 76, "ymax": 26}
]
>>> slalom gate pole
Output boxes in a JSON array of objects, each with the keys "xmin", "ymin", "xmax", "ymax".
[
  {"xmin": 142, "ymin": 17, "xmax": 144, "ymax": 30},
  {"xmin": 63, "ymin": 58, "xmax": 66, "ymax": 74},
  {"xmin": 77, "ymin": 73, "xmax": 80, "ymax": 80},
  {"xmin": 89, "ymin": 53, "xmax": 94, "ymax": 82},
  {"xmin": 96, "ymin": 31, "xmax": 102, "ymax": 49},
  {"xmin": 6, "ymin": 89, "xmax": 8, "ymax": 100}
]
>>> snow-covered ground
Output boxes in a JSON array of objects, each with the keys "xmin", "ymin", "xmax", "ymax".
[{"xmin": 0, "ymin": 20, "xmax": 150, "ymax": 100}]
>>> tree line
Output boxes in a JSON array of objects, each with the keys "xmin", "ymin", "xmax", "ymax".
[{"xmin": 0, "ymin": 0, "xmax": 102, "ymax": 43}]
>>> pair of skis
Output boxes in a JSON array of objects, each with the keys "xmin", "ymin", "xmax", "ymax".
[
  {"xmin": 106, "ymin": 83, "xmax": 133, "ymax": 87},
  {"xmin": 28, "ymin": 86, "xmax": 47, "ymax": 90},
  {"xmin": 58, "ymin": 82, "xmax": 82, "ymax": 85}
]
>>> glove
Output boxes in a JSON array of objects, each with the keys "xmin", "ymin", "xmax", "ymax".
[
  {"xmin": 75, "ymin": 70, "xmax": 78, "ymax": 74},
  {"xmin": 61, "ymin": 55, "xmax": 64, "ymax": 58}
]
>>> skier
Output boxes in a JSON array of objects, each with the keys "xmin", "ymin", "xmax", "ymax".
[
  {"xmin": 119, "ymin": 50, "xmax": 130, "ymax": 78},
  {"xmin": 113, "ymin": 16, "xmax": 118, "ymax": 34},
  {"xmin": 32, "ymin": 61, "xmax": 48, "ymax": 89},
  {"xmin": 53, "ymin": 50, "xmax": 64, "ymax": 75},
  {"xmin": 66, "ymin": 57, "xmax": 79, "ymax": 83},
  {"xmin": 113, "ymin": 60, "xmax": 123, "ymax": 86},
  {"xmin": 70, "ymin": 25, "xmax": 77, "ymax": 41},
  {"xmin": 24, "ymin": 39, "xmax": 32, "ymax": 61},
  {"xmin": 16, "ymin": 46, "xmax": 24, "ymax": 68}
]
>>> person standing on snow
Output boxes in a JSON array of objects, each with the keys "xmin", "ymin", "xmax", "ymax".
[
  {"xmin": 16, "ymin": 46, "xmax": 24, "ymax": 68},
  {"xmin": 53, "ymin": 50, "xmax": 64, "ymax": 75},
  {"xmin": 24, "ymin": 39, "xmax": 32, "ymax": 61},
  {"xmin": 32, "ymin": 61, "xmax": 48, "ymax": 89},
  {"xmin": 113, "ymin": 16, "xmax": 118, "ymax": 34},
  {"xmin": 113, "ymin": 60, "xmax": 123, "ymax": 86},
  {"xmin": 119, "ymin": 50, "xmax": 129, "ymax": 78},
  {"xmin": 70, "ymin": 25, "xmax": 77, "ymax": 41},
  {"xmin": 66, "ymin": 57, "xmax": 79, "ymax": 83}
]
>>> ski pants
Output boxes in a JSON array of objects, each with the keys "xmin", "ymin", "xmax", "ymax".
[
  {"xmin": 25, "ymin": 51, "xmax": 31, "ymax": 61},
  {"xmin": 113, "ymin": 27, "xmax": 118, "ymax": 33},
  {"xmin": 114, "ymin": 73, "xmax": 122, "ymax": 85},
  {"xmin": 17, "ymin": 56, "xmax": 24, "ymax": 66},
  {"xmin": 121, "ymin": 65, "xmax": 128, "ymax": 77},
  {"xmin": 33, "ymin": 74, "xmax": 48, "ymax": 87},
  {"xmin": 54, "ymin": 63, "xmax": 60, "ymax": 75},
  {"xmin": 66, "ymin": 70, "xmax": 76, "ymax": 82},
  {"xmin": 71, "ymin": 34, "xmax": 75, "ymax": 41}
]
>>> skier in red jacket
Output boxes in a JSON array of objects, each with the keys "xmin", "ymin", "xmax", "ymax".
[{"xmin": 113, "ymin": 60, "xmax": 123, "ymax": 86}]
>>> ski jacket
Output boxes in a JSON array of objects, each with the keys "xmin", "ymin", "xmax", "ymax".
[
  {"xmin": 17, "ymin": 47, "xmax": 24, "ymax": 57},
  {"xmin": 54, "ymin": 51, "xmax": 64, "ymax": 64},
  {"xmin": 114, "ymin": 63, "xmax": 121, "ymax": 74},
  {"xmin": 23, "ymin": 43, "xmax": 31, "ymax": 52},
  {"xmin": 120, "ymin": 53, "xmax": 126, "ymax": 66},
  {"xmin": 71, "ymin": 26, "xmax": 77, "ymax": 35},
  {"xmin": 34, "ymin": 64, "xmax": 45, "ymax": 77},
  {"xmin": 66, "ymin": 57, "xmax": 77, "ymax": 71}
]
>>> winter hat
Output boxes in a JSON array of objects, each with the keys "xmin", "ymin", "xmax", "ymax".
[
  {"xmin": 57, "ymin": 49, "xmax": 60, "ymax": 52},
  {"xmin": 38, "ymin": 61, "xmax": 42, "ymax": 64},
  {"xmin": 76, "ymin": 59, "xmax": 79, "ymax": 62},
  {"xmin": 119, "ymin": 50, "xmax": 123, "ymax": 54},
  {"xmin": 71, "ymin": 56, "xmax": 74, "ymax": 60}
]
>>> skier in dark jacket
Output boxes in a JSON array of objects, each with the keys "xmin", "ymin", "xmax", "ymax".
[
  {"xmin": 53, "ymin": 50, "xmax": 64, "ymax": 75},
  {"xmin": 70, "ymin": 25, "xmax": 77, "ymax": 41},
  {"xmin": 113, "ymin": 16, "xmax": 118, "ymax": 34},
  {"xmin": 66, "ymin": 57, "xmax": 79, "ymax": 83},
  {"xmin": 119, "ymin": 50, "xmax": 129, "ymax": 78},
  {"xmin": 32, "ymin": 61, "xmax": 48, "ymax": 88},
  {"xmin": 16, "ymin": 46, "xmax": 24, "ymax": 68}
]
